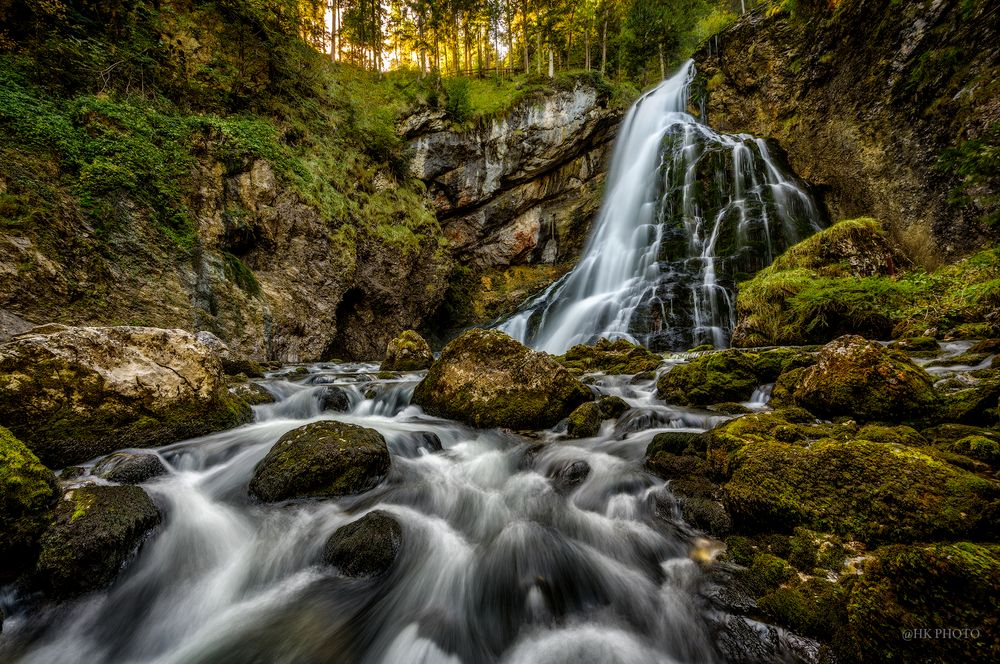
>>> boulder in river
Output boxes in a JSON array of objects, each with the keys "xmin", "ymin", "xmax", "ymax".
[
  {"xmin": 771, "ymin": 335, "xmax": 938, "ymax": 421},
  {"xmin": 318, "ymin": 385, "xmax": 351, "ymax": 413},
  {"xmin": 0, "ymin": 426, "xmax": 58, "ymax": 579},
  {"xmin": 230, "ymin": 381, "xmax": 276, "ymax": 406},
  {"xmin": 380, "ymin": 330, "xmax": 434, "ymax": 371},
  {"xmin": 322, "ymin": 510, "xmax": 403, "ymax": 577},
  {"xmin": 93, "ymin": 452, "xmax": 168, "ymax": 484},
  {"xmin": 412, "ymin": 329, "xmax": 592, "ymax": 430},
  {"xmin": 556, "ymin": 338, "xmax": 662, "ymax": 375},
  {"xmin": 0, "ymin": 325, "xmax": 253, "ymax": 467},
  {"xmin": 249, "ymin": 421, "xmax": 390, "ymax": 502},
  {"xmin": 35, "ymin": 485, "xmax": 160, "ymax": 597},
  {"xmin": 657, "ymin": 348, "xmax": 811, "ymax": 406}
]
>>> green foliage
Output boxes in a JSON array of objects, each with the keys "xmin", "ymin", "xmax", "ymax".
[
  {"xmin": 444, "ymin": 77, "xmax": 473, "ymax": 123},
  {"xmin": 937, "ymin": 123, "xmax": 1000, "ymax": 228}
]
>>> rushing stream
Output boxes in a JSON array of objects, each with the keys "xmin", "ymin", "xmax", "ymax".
[
  {"xmin": 0, "ymin": 362, "xmax": 816, "ymax": 664},
  {"xmin": 499, "ymin": 61, "xmax": 823, "ymax": 354}
]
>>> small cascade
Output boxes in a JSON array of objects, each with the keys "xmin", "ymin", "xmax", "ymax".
[{"xmin": 498, "ymin": 61, "xmax": 823, "ymax": 353}]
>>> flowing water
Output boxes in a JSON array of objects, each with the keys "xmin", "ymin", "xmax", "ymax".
[
  {"xmin": 0, "ymin": 364, "xmax": 813, "ymax": 664},
  {"xmin": 498, "ymin": 61, "xmax": 823, "ymax": 354}
]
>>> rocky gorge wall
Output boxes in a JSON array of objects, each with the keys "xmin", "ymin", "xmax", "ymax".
[{"xmin": 693, "ymin": 0, "xmax": 999, "ymax": 266}]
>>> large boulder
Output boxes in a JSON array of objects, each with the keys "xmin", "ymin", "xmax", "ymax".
[
  {"xmin": 35, "ymin": 485, "xmax": 161, "ymax": 597},
  {"xmin": 412, "ymin": 329, "xmax": 592, "ymax": 430},
  {"xmin": 0, "ymin": 426, "xmax": 58, "ymax": 579},
  {"xmin": 556, "ymin": 338, "xmax": 662, "ymax": 375},
  {"xmin": 772, "ymin": 335, "xmax": 938, "ymax": 421},
  {"xmin": 380, "ymin": 330, "xmax": 434, "ymax": 371},
  {"xmin": 249, "ymin": 421, "xmax": 390, "ymax": 502},
  {"xmin": 657, "ymin": 348, "xmax": 812, "ymax": 406},
  {"xmin": 0, "ymin": 326, "xmax": 253, "ymax": 467},
  {"xmin": 322, "ymin": 510, "xmax": 403, "ymax": 577}
]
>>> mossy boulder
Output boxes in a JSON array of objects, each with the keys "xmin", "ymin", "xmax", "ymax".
[
  {"xmin": 0, "ymin": 326, "xmax": 252, "ymax": 467},
  {"xmin": 647, "ymin": 431, "xmax": 704, "ymax": 458},
  {"xmin": 230, "ymin": 381, "xmax": 276, "ymax": 406},
  {"xmin": 842, "ymin": 542, "xmax": 1000, "ymax": 663},
  {"xmin": 412, "ymin": 329, "xmax": 591, "ymax": 430},
  {"xmin": 93, "ymin": 452, "xmax": 168, "ymax": 484},
  {"xmin": 248, "ymin": 421, "xmax": 390, "ymax": 502},
  {"xmin": 724, "ymin": 439, "xmax": 999, "ymax": 544},
  {"xmin": 35, "ymin": 485, "xmax": 160, "ymax": 597},
  {"xmin": 937, "ymin": 369, "xmax": 1000, "ymax": 425},
  {"xmin": 322, "ymin": 510, "xmax": 403, "ymax": 578},
  {"xmin": 565, "ymin": 401, "xmax": 602, "ymax": 438},
  {"xmin": 380, "ymin": 330, "xmax": 434, "ymax": 371},
  {"xmin": 556, "ymin": 338, "xmax": 662, "ymax": 375},
  {"xmin": 656, "ymin": 348, "xmax": 810, "ymax": 406},
  {"xmin": 772, "ymin": 335, "xmax": 938, "ymax": 421},
  {"xmin": 945, "ymin": 435, "xmax": 1000, "ymax": 465},
  {"xmin": 0, "ymin": 426, "xmax": 58, "ymax": 579}
]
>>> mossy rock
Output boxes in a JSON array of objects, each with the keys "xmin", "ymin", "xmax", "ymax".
[
  {"xmin": 758, "ymin": 576, "xmax": 848, "ymax": 641},
  {"xmin": 230, "ymin": 381, "xmax": 276, "ymax": 406},
  {"xmin": 645, "ymin": 452, "xmax": 710, "ymax": 481},
  {"xmin": 771, "ymin": 335, "xmax": 939, "ymax": 422},
  {"xmin": 0, "ymin": 426, "xmax": 58, "ymax": 579},
  {"xmin": 35, "ymin": 485, "xmax": 160, "ymax": 597},
  {"xmin": 0, "ymin": 326, "xmax": 253, "ymax": 467},
  {"xmin": 412, "ymin": 329, "xmax": 592, "ymax": 430},
  {"xmin": 855, "ymin": 424, "xmax": 927, "ymax": 447},
  {"xmin": 249, "ymin": 421, "xmax": 390, "ymax": 502},
  {"xmin": 889, "ymin": 336, "xmax": 940, "ymax": 352},
  {"xmin": 842, "ymin": 542, "xmax": 1000, "ymax": 663},
  {"xmin": 724, "ymin": 438, "xmax": 999, "ymax": 544},
  {"xmin": 555, "ymin": 338, "xmax": 662, "ymax": 375},
  {"xmin": 566, "ymin": 401, "xmax": 602, "ymax": 438},
  {"xmin": 380, "ymin": 329, "xmax": 434, "ymax": 372},
  {"xmin": 322, "ymin": 510, "xmax": 402, "ymax": 578},
  {"xmin": 945, "ymin": 435, "xmax": 1000, "ymax": 465},
  {"xmin": 647, "ymin": 431, "xmax": 704, "ymax": 457},
  {"xmin": 597, "ymin": 395, "xmax": 629, "ymax": 419},
  {"xmin": 93, "ymin": 452, "xmax": 168, "ymax": 484},
  {"xmin": 656, "ymin": 348, "xmax": 807, "ymax": 406},
  {"xmin": 937, "ymin": 369, "xmax": 1000, "ymax": 425}
]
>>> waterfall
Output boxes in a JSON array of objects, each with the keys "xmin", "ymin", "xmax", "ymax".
[{"xmin": 498, "ymin": 61, "xmax": 823, "ymax": 354}]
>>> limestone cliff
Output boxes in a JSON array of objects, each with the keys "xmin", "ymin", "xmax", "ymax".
[{"xmin": 694, "ymin": 0, "xmax": 999, "ymax": 265}]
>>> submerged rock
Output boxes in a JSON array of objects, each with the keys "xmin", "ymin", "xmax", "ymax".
[
  {"xmin": 249, "ymin": 421, "xmax": 390, "ymax": 502},
  {"xmin": 556, "ymin": 338, "xmax": 662, "ymax": 375},
  {"xmin": 322, "ymin": 510, "xmax": 403, "ymax": 577},
  {"xmin": 93, "ymin": 452, "xmax": 168, "ymax": 484},
  {"xmin": 380, "ymin": 330, "xmax": 434, "ymax": 371},
  {"xmin": 0, "ymin": 426, "xmax": 58, "ymax": 579},
  {"xmin": 35, "ymin": 485, "xmax": 160, "ymax": 597},
  {"xmin": 548, "ymin": 459, "xmax": 591, "ymax": 494},
  {"xmin": 0, "ymin": 325, "xmax": 252, "ymax": 467},
  {"xmin": 412, "ymin": 329, "xmax": 592, "ymax": 430},
  {"xmin": 772, "ymin": 335, "xmax": 938, "ymax": 421}
]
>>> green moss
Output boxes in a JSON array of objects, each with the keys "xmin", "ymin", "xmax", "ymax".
[
  {"xmin": 566, "ymin": 401, "xmax": 602, "ymax": 438},
  {"xmin": 557, "ymin": 338, "xmax": 663, "ymax": 375},
  {"xmin": 220, "ymin": 251, "xmax": 262, "ymax": 297},
  {"xmin": 656, "ymin": 348, "xmax": 809, "ymax": 406},
  {"xmin": 759, "ymin": 577, "xmax": 848, "ymax": 640},
  {"xmin": 0, "ymin": 425, "xmax": 59, "ymax": 575},
  {"xmin": 946, "ymin": 435, "xmax": 1000, "ymax": 465}
]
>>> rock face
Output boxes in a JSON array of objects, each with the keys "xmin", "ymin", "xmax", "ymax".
[
  {"xmin": 0, "ymin": 426, "xmax": 58, "ymax": 579},
  {"xmin": 35, "ymin": 485, "xmax": 161, "ymax": 597},
  {"xmin": 322, "ymin": 510, "xmax": 403, "ymax": 577},
  {"xmin": 773, "ymin": 335, "xmax": 938, "ymax": 421},
  {"xmin": 695, "ymin": 0, "xmax": 999, "ymax": 264},
  {"xmin": 412, "ymin": 329, "xmax": 592, "ymax": 430},
  {"xmin": 380, "ymin": 330, "xmax": 434, "ymax": 371},
  {"xmin": 0, "ymin": 325, "xmax": 252, "ymax": 467},
  {"xmin": 408, "ymin": 83, "xmax": 620, "ymax": 271},
  {"xmin": 249, "ymin": 421, "xmax": 390, "ymax": 502}
]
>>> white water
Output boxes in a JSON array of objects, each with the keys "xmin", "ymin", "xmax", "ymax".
[
  {"xmin": 499, "ymin": 61, "xmax": 822, "ymax": 354},
  {"xmin": 0, "ymin": 364, "xmax": 809, "ymax": 663}
]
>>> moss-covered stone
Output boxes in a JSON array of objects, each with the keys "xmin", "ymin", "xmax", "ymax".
[
  {"xmin": 0, "ymin": 326, "xmax": 252, "ymax": 467},
  {"xmin": 556, "ymin": 338, "xmax": 662, "ymax": 375},
  {"xmin": 229, "ymin": 381, "xmax": 276, "ymax": 406},
  {"xmin": 772, "ymin": 335, "xmax": 939, "ymax": 422},
  {"xmin": 322, "ymin": 510, "xmax": 403, "ymax": 578},
  {"xmin": 35, "ymin": 485, "xmax": 160, "ymax": 597},
  {"xmin": 93, "ymin": 452, "xmax": 168, "ymax": 484},
  {"xmin": 248, "ymin": 421, "xmax": 390, "ymax": 502},
  {"xmin": 937, "ymin": 369, "xmax": 1000, "ymax": 425},
  {"xmin": 656, "ymin": 348, "xmax": 810, "ymax": 406},
  {"xmin": 889, "ymin": 336, "xmax": 940, "ymax": 352},
  {"xmin": 412, "ymin": 329, "xmax": 592, "ymax": 430},
  {"xmin": 945, "ymin": 435, "xmax": 1000, "ymax": 465},
  {"xmin": 724, "ymin": 438, "xmax": 999, "ymax": 544},
  {"xmin": 647, "ymin": 431, "xmax": 705, "ymax": 457},
  {"xmin": 565, "ymin": 401, "xmax": 602, "ymax": 438},
  {"xmin": 758, "ymin": 577, "xmax": 848, "ymax": 640},
  {"xmin": 0, "ymin": 426, "xmax": 58, "ymax": 579},
  {"xmin": 597, "ymin": 395, "xmax": 630, "ymax": 419},
  {"xmin": 842, "ymin": 542, "xmax": 1000, "ymax": 663},
  {"xmin": 380, "ymin": 329, "xmax": 434, "ymax": 371}
]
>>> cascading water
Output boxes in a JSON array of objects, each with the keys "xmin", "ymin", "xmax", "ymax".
[
  {"xmin": 498, "ymin": 61, "xmax": 823, "ymax": 354},
  {"xmin": 0, "ymin": 363, "xmax": 814, "ymax": 664}
]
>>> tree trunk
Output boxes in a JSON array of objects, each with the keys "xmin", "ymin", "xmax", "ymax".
[
  {"xmin": 547, "ymin": 46, "xmax": 553, "ymax": 78},
  {"xmin": 658, "ymin": 42, "xmax": 664, "ymax": 80},
  {"xmin": 600, "ymin": 18, "xmax": 607, "ymax": 74}
]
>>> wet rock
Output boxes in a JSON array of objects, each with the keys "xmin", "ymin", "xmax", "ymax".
[
  {"xmin": 937, "ymin": 368, "xmax": 1000, "ymax": 425},
  {"xmin": 657, "ymin": 348, "xmax": 809, "ymax": 406},
  {"xmin": 771, "ymin": 335, "xmax": 938, "ymax": 422},
  {"xmin": 35, "ymin": 485, "xmax": 160, "ymax": 597},
  {"xmin": 890, "ymin": 336, "xmax": 940, "ymax": 352},
  {"xmin": 195, "ymin": 331, "xmax": 264, "ymax": 377},
  {"xmin": 391, "ymin": 431, "xmax": 443, "ymax": 458},
  {"xmin": 548, "ymin": 459, "xmax": 591, "ymax": 493},
  {"xmin": 681, "ymin": 497, "xmax": 732, "ymax": 536},
  {"xmin": 0, "ymin": 326, "xmax": 252, "ymax": 467},
  {"xmin": 596, "ymin": 395, "xmax": 630, "ymax": 419},
  {"xmin": 0, "ymin": 426, "xmax": 58, "ymax": 579},
  {"xmin": 318, "ymin": 385, "xmax": 351, "ymax": 413},
  {"xmin": 249, "ymin": 421, "xmax": 390, "ymax": 502},
  {"xmin": 647, "ymin": 431, "xmax": 704, "ymax": 457},
  {"xmin": 412, "ymin": 329, "xmax": 592, "ymax": 430},
  {"xmin": 322, "ymin": 510, "xmax": 402, "ymax": 577},
  {"xmin": 556, "ymin": 338, "xmax": 662, "ymax": 375},
  {"xmin": 711, "ymin": 402, "xmax": 752, "ymax": 415},
  {"xmin": 230, "ymin": 381, "xmax": 276, "ymax": 406},
  {"xmin": 565, "ymin": 402, "xmax": 602, "ymax": 438},
  {"xmin": 93, "ymin": 452, "xmax": 167, "ymax": 484},
  {"xmin": 380, "ymin": 330, "xmax": 434, "ymax": 371}
]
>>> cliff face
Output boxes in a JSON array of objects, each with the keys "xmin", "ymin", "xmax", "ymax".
[
  {"xmin": 694, "ymin": 0, "xmax": 999, "ymax": 265},
  {"xmin": 408, "ymin": 86, "xmax": 620, "ymax": 271}
]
